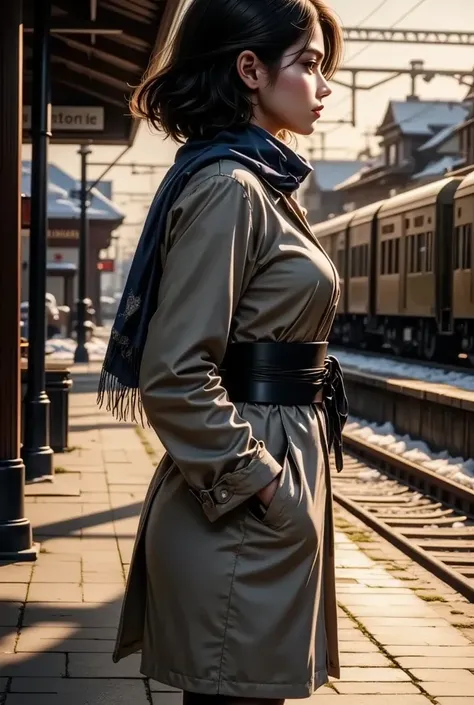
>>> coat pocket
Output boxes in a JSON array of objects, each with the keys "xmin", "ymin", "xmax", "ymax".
[{"xmin": 248, "ymin": 442, "xmax": 301, "ymax": 530}]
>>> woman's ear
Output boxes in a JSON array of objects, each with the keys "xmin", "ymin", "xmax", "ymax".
[{"xmin": 236, "ymin": 50, "xmax": 268, "ymax": 90}]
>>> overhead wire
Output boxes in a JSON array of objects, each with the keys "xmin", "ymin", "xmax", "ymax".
[
  {"xmin": 321, "ymin": 1, "xmax": 392, "ymax": 136},
  {"xmin": 323, "ymin": 0, "xmax": 432, "ymax": 139},
  {"xmin": 345, "ymin": 0, "xmax": 431, "ymax": 64},
  {"xmin": 353, "ymin": 0, "xmax": 392, "ymax": 27}
]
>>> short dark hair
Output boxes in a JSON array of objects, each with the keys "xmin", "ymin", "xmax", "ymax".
[{"xmin": 130, "ymin": 0, "xmax": 343, "ymax": 142}]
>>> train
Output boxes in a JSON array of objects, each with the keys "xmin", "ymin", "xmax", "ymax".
[{"xmin": 312, "ymin": 170, "xmax": 474, "ymax": 362}]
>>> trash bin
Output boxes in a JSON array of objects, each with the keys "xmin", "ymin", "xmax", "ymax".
[
  {"xmin": 21, "ymin": 362, "xmax": 73, "ymax": 453},
  {"xmin": 45, "ymin": 367, "xmax": 73, "ymax": 452}
]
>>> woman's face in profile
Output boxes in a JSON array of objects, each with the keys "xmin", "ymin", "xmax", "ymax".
[{"xmin": 241, "ymin": 21, "xmax": 333, "ymax": 137}]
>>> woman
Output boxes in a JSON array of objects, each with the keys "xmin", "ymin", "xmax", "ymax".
[{"xmin": 99, "ymin": 0, "xmax": 347, "ymax": 702}]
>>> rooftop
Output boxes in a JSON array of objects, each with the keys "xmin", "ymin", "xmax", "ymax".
[
  {"xmin": 21, "ymin": 162, "xmax": 125, "ymax": 223},
  {"xmin": 310, "ymin": 160, "xmax": 365, "ymax": 191},
  {"xmin": 379, "ymin": 100, "xmax": 469, "ymax": 137}
]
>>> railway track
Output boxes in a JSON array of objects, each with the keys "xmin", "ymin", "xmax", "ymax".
[{"xmin": 334, "ymin": 432, "xmax": 474, "ymax": 602}]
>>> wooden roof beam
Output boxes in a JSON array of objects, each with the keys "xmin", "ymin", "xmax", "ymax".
[
  {"xmin": 50, "ymin": 54, "xmax": 130, "ymax": 91},
  {"xmin": 52, "ymin": 34, "xmax": 142, "ymax": 73},
  {"xmin": 52, "ymin": 67, "xmax": 128, "ymax": 107},
  {"xmin": 50, "ymin": 38, "xmax": 141, "ymax": 85}
]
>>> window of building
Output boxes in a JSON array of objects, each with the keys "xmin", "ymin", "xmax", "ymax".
[
  {"xmin": 382, "ymin": 223, "xmax": 395, "ymax": 235},
  {"xmin": 388, "ymin": 143, "xmax": 398, "ymax": 165},
  {"xmin": 414, "ymin": 215, "xmax": 424, "ymax": 227}
]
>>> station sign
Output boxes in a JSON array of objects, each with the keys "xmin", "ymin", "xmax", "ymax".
[
  {"xmin": 23, "ymin": 106, "xmax": 105, "ymax": 133},
  {"xmin": 48, "ymin": 229, "xmax": 80, "ymax": 240}
]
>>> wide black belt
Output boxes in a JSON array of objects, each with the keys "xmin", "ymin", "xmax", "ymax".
[{"xmin": 220, "ymin": 342, "xmax": 348, "ymax": 472}]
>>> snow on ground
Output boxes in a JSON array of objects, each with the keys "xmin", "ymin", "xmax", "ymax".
[
  {"xmin": 346, "ymin": 417, "xmax": 474, "ymax": 490},
  {"xmin": 335, "ymin": 349, "xmax": 474, "ymax": 393},
  {"xmin": 45, "ymin": 336, "xmax": 108, "ymax": 362}
]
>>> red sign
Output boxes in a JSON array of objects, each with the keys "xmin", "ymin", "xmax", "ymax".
[
  {"xmin": 97, "ymin": 259, "xmax": 115, "ymax": 272},
  {"xmin": 21, "ymin": 196, "xmax": 31, "ymax": 228}
]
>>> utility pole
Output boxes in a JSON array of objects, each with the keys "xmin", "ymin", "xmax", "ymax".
[{"xmin": 74, "ymin": 144, "xmax": 92, "ymax": 364}]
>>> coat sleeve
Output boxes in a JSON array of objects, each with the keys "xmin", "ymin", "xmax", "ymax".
[{"xmin": 139, "ymin": 172, "xmax": 282, "ymax": 522}]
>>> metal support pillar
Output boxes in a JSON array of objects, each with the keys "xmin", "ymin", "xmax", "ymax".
[
  {"xmin": 22, "ymin": 0, "xmax": 54, "ymax": 482},
  {"xmin": 74, "ymin": 145, "xmax": 92, "ymax": 364},
  {"xmin": 0, "ymin": 3, "xmax": 37, "ymax": 560}
]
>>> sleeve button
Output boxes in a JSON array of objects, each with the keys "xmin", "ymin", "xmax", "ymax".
[{"xmin": 215, "ymin": 487, "xmax": 231, "ymax": 503}]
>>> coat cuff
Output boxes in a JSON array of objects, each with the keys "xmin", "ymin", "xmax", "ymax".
[{"xmin": 191, "ymin": 446, "xmax": 282, "ymax": 522}]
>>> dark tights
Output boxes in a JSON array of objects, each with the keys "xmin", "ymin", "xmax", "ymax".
[{"xmin": 183, "ymin": 693, "xmax": 284, "ymax": 705}]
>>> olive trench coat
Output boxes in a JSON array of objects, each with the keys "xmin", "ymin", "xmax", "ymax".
[{"xmin": 112, "ymin": 160, "xmax": 341, "ymax": 699}]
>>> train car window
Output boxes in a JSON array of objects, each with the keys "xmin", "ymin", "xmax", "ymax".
[
  {"xmin": 350, "ymin": 247, "xmax": 355, "ymax": 277},
  {"xmin": 337, "ymin": 249, "xmax": 345, "ymax": 277},
  {"xmin": 387, "ymin": 239, "xmax": 393, "ymax": 274},
  {"xmin": 405, "ymin": 218, "xmax": 410, "ymax": 228},
  {"xmin": 382, "ymin": 223, "xmax": 395, "ymax": 235},
  {"xmin": 409, "ymin": 234, "xmax": 416, "ymax": 273},
  {"xmin": 425, "ymin": 231, "xmax": 433, "ymax": 272},
  {"xmin": 394, "ymin": 238, "xmax": 400, "ymax": 274},
  {"xmin": 414, "ymin": 215, "xmax": 424, "ymax": 227},
  {"xmin": 416, "ymin": 233, "xmax": 426, "ymax": 272},
  {"xmin": 457, "ymin": 207, "xmax": 462, "ymax": 218},
  {"xmin": 462, "ymin": 224, "xmax": 472, "ymax": 270},
  {"xmin": 454, "ymin": 226, "xmax": 460, "ymax": 270}
]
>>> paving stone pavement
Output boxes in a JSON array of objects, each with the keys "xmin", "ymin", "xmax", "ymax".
[{"xmin": 1, "ymin": 367, "xmax": 473, "ymax": 704}]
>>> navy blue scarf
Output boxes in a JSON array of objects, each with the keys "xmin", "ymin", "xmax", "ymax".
[{"xmin": 97, "ymin": 124, "xmax": 312, "ymax": 422}]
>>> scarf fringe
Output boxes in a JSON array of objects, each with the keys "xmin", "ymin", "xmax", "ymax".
[{"xmin": 97, "ymin": 341, "xmax": 148, "ymax": 427}]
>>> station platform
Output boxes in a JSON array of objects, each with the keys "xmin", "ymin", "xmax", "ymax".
[{"xmin": 1, "ymin": 367, "xmax": 473, "ymax": 704}]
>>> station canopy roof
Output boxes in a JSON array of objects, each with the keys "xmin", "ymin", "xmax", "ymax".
[{"xmin": 23, "ymin": 0, "xmax": 179, "ymax": 145}]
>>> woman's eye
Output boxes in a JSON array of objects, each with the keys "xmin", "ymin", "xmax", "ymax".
[{"xmin": 305, "ymin": 61, "xmax": 317, "ymax": 73}]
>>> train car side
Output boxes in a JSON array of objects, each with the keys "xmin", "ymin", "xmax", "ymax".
[
  {"xmin": 453, "ymin": 171, "xmax": 474, "ymax": 358},
  {"xmin": 345, "ymin": 201, "xmax": 383, "ymax": 347},
  {"xmin": 312, "ymin": 172, "xmax": 474, "ymax": 361},
  {"xmin": 312, "ymin": 212, "xmax": 354, "ymax": 338},
  {"xmin": 374, "ymin": 177, "xmax": 460, "ymax": 358}
]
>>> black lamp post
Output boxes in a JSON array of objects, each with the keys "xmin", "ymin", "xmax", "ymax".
[
  {"xmin": 74, "ymin": 144, "xmax": 92, "ymax": 364},
  {"xmin": 22, "ymin": 0, "xmax": 54, "ymax": 483}
]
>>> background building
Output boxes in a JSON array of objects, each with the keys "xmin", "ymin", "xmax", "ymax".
[{"xmin": 21, "ymin": 162, "xmax": 124, "ymax": 324}]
